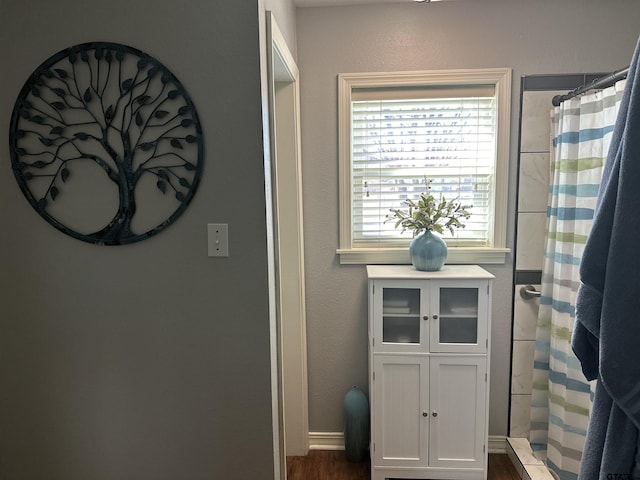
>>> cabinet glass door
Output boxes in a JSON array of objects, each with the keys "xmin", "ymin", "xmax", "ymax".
[
  {"xmin": 373, "ymin": 282, "xmax": 426, "ymax": 352},
  {"xmin": 430, "ymin": 281, "xmax": 488, "ymax": 353}
]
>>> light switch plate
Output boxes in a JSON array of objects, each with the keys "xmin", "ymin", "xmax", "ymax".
[{"xmin": 208, "ymin": 223, "xmax": 229, "ymax": 257}]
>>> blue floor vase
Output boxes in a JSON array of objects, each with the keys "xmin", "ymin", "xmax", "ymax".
[{"xmin": 343, "ymin": 385, "xmax": 370, "ymax": 463}]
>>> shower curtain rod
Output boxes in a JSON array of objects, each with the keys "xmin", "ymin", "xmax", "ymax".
[{"xmin": 552, "ymin": 66, "xmax": 630, "ymax": 106}]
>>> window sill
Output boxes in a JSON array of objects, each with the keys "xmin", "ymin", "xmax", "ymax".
[{"xmin": 336, "ymin": 247, "xmax": 510, "ymax": 265}]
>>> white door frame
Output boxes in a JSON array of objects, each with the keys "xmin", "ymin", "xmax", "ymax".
[{"xmin": 265, "ymin": 9, "xmax": 310, "ymax": 467}]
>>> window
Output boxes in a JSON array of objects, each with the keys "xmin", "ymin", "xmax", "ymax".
[{"xmin": 338, "ymin": 69, "xmax": 511, "ymax": 264}]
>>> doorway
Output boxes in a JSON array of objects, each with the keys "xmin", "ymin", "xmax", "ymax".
[{"xmin": 266, "ymin": 10, "xmax": 310, "ymax": 468}]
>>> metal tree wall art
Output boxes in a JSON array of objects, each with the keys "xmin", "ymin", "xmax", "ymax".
[{"xmin": 9, "ymin": 42, "xmax": 204, "ymax": 245}]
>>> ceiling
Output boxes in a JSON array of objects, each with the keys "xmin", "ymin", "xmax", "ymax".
[{"xmin": 294, "ymin": 0, "xmax": 441, "ymax": 6}]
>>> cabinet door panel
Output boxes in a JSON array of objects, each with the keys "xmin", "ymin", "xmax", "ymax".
[
  {"xmin": 372, "ymin": 280, "xmax": 428, "ymax": 353},
  {"xmin": 429, "ymin": 357, "xmax": 486, "ymax": 468},
  {"xmin": 430, "ymin": 280, "xmax": 489, "ymax": 353},
  {"xmin": 372, "ymin": 356, "xmax": 428, "ymax": 467}
]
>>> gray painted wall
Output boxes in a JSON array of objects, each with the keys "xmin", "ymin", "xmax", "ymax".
[
  {"xmin": 296, "ymin": 0, "xmax": 640, "ymax": 436},
  {"xmin": 0, "ymin": 1, "xmax": 281, "ymax": 478}
]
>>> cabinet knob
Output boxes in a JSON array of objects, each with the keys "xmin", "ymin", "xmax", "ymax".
[
  {"xmin": 422, "ymin": 411, "xmax": 428, "ymax": 417},
  {"xmin": 432, "ymin": 411, "xmax": 438, "ymax": 417},
  {"xmin": 423, "ymin": 315, "xmax": 429, "ymax": 321},
  {"xmin": 432, "ymin": 314, "xmax": 438, "ymax": 320}
]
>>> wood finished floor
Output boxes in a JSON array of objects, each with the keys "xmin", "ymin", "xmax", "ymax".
[{"xmin": 286, "ymin": 451, "xmax": 520, "ymax": 480}]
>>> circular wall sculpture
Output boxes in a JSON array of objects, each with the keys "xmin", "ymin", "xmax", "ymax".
[{"xmin": 9, "ymin": 42, "xmax": 204, "ymax": 245}]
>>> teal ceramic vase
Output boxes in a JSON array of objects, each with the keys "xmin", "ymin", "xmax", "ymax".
[
  {"xmin": 410, "ymin": 230, "xmax": 447, "ymax": 271},
  {"xmin": 343, "ymin": 385, "xmax": 369, "ymax": 462}
]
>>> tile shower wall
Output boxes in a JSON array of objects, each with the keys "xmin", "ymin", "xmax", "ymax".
[
  {"xmin": 511, "ymin": 74, "xmax": 607, "ymax": 438},
  {"xmin": 510, "ymin": 89, "xmax": 561, "ymax": 438},
  {"xmin": 508, "ymin": 75, "xmax": 608, "ymax": 480}
]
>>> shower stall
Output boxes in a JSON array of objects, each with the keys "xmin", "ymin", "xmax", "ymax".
[{"xmin": 509, "ymin": 71, "xmax": 627, "ymax": 480}]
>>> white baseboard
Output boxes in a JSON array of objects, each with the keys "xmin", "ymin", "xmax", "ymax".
[
  {"xmin": 488, "ymin": 435, "xmax": 507, "ymax": 454},
  {"xmin": 308, "ymin": 432, "xmax": 344, "ymax": 450},
  {"xmin": 308, "ymin": 432, "xmax": 507, "ymax": 454}
]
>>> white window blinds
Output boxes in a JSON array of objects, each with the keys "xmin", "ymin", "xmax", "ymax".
[{"xmin": 350, "ymin": 85, "xmax": 497, "ymax": 247}]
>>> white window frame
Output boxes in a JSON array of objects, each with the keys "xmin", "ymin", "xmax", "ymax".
[{"xmin": 337, "ymin": 69, "xmax": 512, "ymax": 265}]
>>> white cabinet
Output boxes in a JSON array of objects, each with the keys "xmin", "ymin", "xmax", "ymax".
[{"xmin": 367, "ymin": 265, "xmax": 493, "ymax": 480}]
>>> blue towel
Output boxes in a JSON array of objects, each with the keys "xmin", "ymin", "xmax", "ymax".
[{"xmin": 573, "ymin": 36, "xmax": 640, "ymax": 480}]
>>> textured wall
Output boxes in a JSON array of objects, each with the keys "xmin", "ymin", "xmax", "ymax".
[
  {"xmin": 0, "ymin": 1, "xmax": 277, "ymax": 478},
  {"xmin": 296, "ymin": 0, "xmax": 640, "ymax": 436}
]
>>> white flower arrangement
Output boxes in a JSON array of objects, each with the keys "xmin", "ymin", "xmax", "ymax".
[{"xmin": 387, "ymin": 178, "xmax": 471, "ymax": 237}]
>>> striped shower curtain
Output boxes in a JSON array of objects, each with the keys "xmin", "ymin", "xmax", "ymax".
[{"xmin": 529, "ymin": 80, "xmax": 626, "ymax": 480}]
